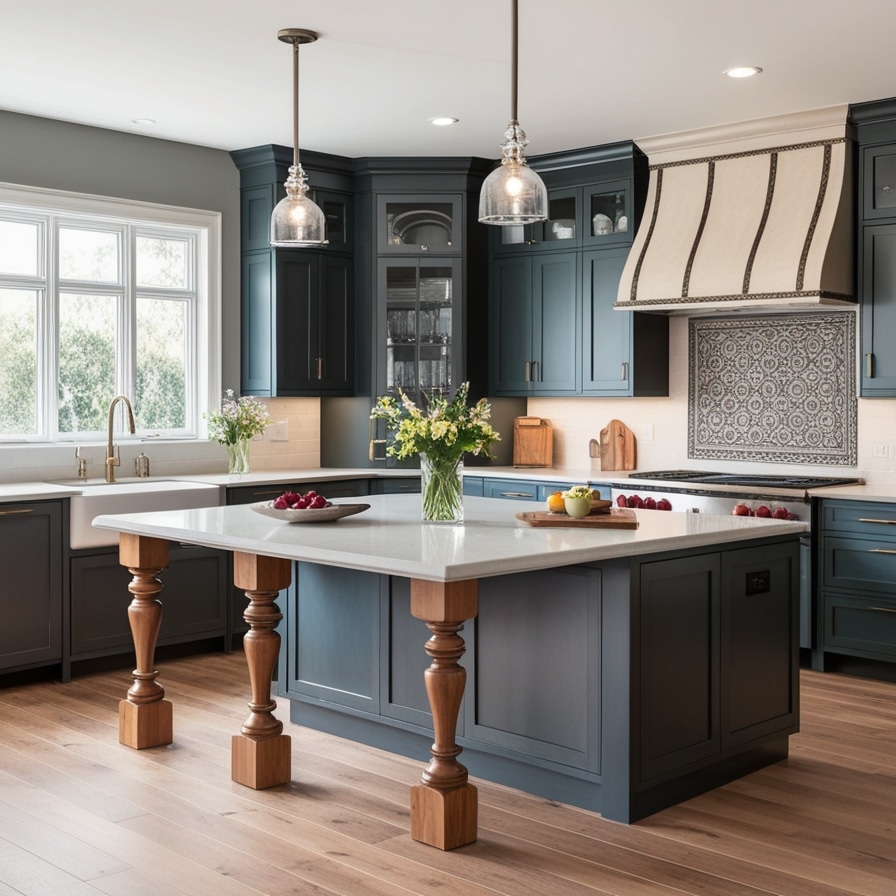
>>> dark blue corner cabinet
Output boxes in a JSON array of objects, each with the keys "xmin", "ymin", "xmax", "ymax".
[{"xmin": 231, "ymin": 145, "xmax": 355, "ymax": 397}]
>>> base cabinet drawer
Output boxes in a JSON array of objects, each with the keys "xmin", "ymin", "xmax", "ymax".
[
  {"xmin": 822, "ymin": 500, "xmax": 896, "ymax": 535},
  {"xmin": 822, "ymin": 535, "xmax": 896, "ymax": 595},
  {"xmin": 823, "ymin": 593, "xmax": 896, "ymax": 659}
]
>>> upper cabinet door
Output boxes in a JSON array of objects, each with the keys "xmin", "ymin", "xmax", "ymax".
[
  {"xmin": 863, "ymin": 145, "xmax": 896, "ymax": 221},
  {"xmin": 581, "ymin": 180, "xmax": 633, "ymax": 248},
  {"xmin": 377, "ymin": 195, "xmax": 463, "ymax": 254},
  {"xmin": 314, "ymin": 188, "xmax": 354, "ymax": 252}
]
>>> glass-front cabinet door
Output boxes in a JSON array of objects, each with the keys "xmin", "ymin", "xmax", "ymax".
[
  {"xmin": 377, "ymin": 195, "xmax": 463, "ymax": 254},
  {"xmin": 582, "ymin": 180, "xmax": 632, "ymax": 247},
  {"xmin": 377, "ymin": 258, "xmax": 459, "ymax": 404},
  {"xmin": 492, "ymin": 187, "xmax": 579, "ymax": 253}
]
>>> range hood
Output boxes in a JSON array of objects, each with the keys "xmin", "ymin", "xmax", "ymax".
[{"xmin": 615, "ymin": 105, "xmax": 855, "ymax": 314}]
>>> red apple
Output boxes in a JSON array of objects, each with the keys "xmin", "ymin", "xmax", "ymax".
[
  {"xmin": 616, "ymin": 495, "xmax": 629, "ymax": 507},
  {"xmin": 656, "ymin": 498, "xmax": 672, "ymax": 511},
  {"xmin": 627, "ymin": 494, "xmax": 644, "ymax": 508},
  {"xmin": 643, "ymin": 496, "xmax": 657, "ymax": 510},
  {"xmin": 772, "ymin": 506, "xmax": 792, "ymax": 520},
  {"xmin": 755, "ymin": 505, "xmax": 772, "ymax": 518},
  {"xmin": 732, "ymin": 503, "xmax": 752, "ymax": 516}
]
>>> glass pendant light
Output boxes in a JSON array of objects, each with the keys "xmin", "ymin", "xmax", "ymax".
[
  {"xmin": 478, "ymin": 0, "xmax": 548, "ymax": 225},
  {"xmin": 270, "ymin": 28, "xmax": 328, "ymax": 247}
]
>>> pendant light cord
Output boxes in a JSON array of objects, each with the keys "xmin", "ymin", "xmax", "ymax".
[
  {"xmin": 510, "ymin": 0, "xmax": 518, "ymax": 123},
  {"xmin": 292, "ymin": 38, "xmax": 301, "ymax": 168}
]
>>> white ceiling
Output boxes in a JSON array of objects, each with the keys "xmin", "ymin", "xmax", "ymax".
[{"xmin": 3, "ymin": 0, "xmax": 895, "ymax": 160}]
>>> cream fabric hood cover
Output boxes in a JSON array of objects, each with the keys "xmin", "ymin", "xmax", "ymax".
[{"xmin": 615, "ymin": 106, "xmax": 854, "ymax": 313}]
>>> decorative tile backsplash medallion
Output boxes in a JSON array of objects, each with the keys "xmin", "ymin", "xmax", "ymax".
[{"xmin": 688, "ymin": 312, "xmax": 856, "ymax": 465}]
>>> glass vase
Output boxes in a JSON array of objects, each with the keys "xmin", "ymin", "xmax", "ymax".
[
  {"xmin": 226, "ymin": 438, "xmax": 251, "ymax": 475},
  {"xmin": 420, "ymin": 452, "xmax": 464, "ymax": 524}
]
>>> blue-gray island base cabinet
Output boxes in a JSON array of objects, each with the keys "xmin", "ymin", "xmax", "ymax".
[{"xmin": 92, "ymin": 495, "xmax": 805, "ymax": 848}]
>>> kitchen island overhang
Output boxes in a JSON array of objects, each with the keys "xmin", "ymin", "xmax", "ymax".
[{"xmin": 93, "ymin": 495, "xmax": 806, "ymax": 845}]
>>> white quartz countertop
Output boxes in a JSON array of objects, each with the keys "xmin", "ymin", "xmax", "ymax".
[
  {"xmin": 93, "ymin": 494, "xmax": 807, "ymax": 583},
  {"xmin": 0, "ymin": 482, "xmax": 83, "ymax": 502},
  {"xmin": 807, "ymin": 484, "xmax": 896, "ymax": 503}
]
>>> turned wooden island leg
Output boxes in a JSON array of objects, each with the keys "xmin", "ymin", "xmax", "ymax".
[
  {"xmin": 118, "ymin": 533, "xmax": 173, "ymax": 749},
  {"xmin": 231, "ymin": 551, "xmax": 292, "ymax": 789},
  {"xmin": 409, "ymin": 578, "xmax": 479, "ymax": 850}
]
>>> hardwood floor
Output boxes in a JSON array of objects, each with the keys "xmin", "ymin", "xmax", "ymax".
[{"xmin": 1, "ymin": 652, "xmax": 895, "ymax": 895}]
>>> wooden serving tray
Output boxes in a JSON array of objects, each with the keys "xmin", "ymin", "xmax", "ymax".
[{"xmin": 515, "ymin": 508, "xmax": 638, "ymax": 529}]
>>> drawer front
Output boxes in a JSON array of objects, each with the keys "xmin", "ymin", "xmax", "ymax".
[
  {"xmin": 822, "ymin": 535, "xmax": 896, "ymax": 595},
  {"xmin": 484, "ymin": 479, "xmax": 539, "ymax": 501},
  {"xmin": 823, "ymin": 593, "xmax": 896, "ymax": 658},
  {"xmin": 371, "ymin": 477, "xmax": 420, "ymax": 495},
  {"xmin": 822, "ymin": 500, "xmax": 896, "ymax": 537}
]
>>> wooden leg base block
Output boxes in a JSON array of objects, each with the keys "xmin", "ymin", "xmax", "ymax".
[
  {"xmin": 231, "ymin": 734, "xmax": 291, "ymax": 789},
  {"xmin": 119, "ymin": 698, "xmax": 173, "ymax": 749},
  {"xmin": 410, "ymin": 783, "xmax": 478, "ymax": 850}
]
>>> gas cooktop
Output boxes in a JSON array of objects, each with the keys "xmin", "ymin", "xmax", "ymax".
[{"xmin": 632, "ymin": 470, "xmax": 862, "ymax": 490}]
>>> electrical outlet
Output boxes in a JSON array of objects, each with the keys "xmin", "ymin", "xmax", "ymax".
[
  {"xmin": 872, "ymin": 442, "xmax": 890, "ymax": 458},
  {"xmin": 270, "ymin": 419, "xmax": 289, "ymax": 441}
]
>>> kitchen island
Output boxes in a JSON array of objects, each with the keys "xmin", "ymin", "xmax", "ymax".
[{"xmin": 94, "ymin": 495, "xmax": 805, "ymax": 848}]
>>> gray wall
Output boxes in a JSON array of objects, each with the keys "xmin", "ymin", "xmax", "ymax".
[{"xmin": 0, "ymin": 110, "xmax": 242, "ymax": 390}]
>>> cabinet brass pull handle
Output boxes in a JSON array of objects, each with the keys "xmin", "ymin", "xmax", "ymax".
[
  {"xmin": 869, "ymin": 548, "xmax": 896, "ymax": 554},
  {"xmin": 524, "ymin": 361, "xmax": 531, "ymax": 382},
  {"xmin": 869, "ymin": 606, "xmax": 896, "ymax": 613},
  {"xmin": 532, "ymin": 360, "xmax": 539, "ymax": 382},
  {"xmin": 0, "ymin": 507, "xmax": 33, "ymax": 516},
  {"xmin": 621, "ymin": 361, "xmax": 629, "ymax": 382},
  {"xmin": 250, "ymin": 489, "xmax": 288, "ymax": 498},
  {"xmin": 866, "ymin": 353, "xmax": 873, "ymax": 379},
  {"xmin": 501, "ymin": 491, "xmax": 534, "ymax": 498},
  {"xmin": 858, "ymin": 518, "xmax": 896, "ymax": 525},
  {"xmin": 316, "ymin": 357, "xmax": 324, "ymax": 380}
]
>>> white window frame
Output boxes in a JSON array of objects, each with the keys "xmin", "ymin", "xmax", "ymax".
[{"xmin": 0, "ymin": 182, "xmax": 221, "ymax": 443}]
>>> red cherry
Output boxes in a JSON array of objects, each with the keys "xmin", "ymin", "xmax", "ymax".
[
  {"xmin": 310, "ymin": 495, "xmax": 328, "ymax": 509},
  {"xmin": 273, "ymin": 496, "xmax": 289, "ymax": 509},
  {"xmin": 304, "ymin": 490, "xmax": 317, "ymax": 499}
]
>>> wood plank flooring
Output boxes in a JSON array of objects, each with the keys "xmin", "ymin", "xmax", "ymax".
[{"xmin": 1, "ymin": 652, "xmax": 895, "ymax": 895}]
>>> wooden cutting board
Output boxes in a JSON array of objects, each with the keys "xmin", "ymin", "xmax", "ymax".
[
  {"xmin": 515, "ymin": 508, "xmax": 638, "ymax": 529},
  {"xmin": 599, "ymin": 419, "xmax": 636, "ymax": 471}
]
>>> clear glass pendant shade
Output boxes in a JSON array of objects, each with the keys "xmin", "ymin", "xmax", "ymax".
[
  {"xmin": 478, "ymin": 122, "xmax": 547, "ymax": 224},
  {"xmin": 270, "ymin": 164, "xmax": 327, "ymax": 247}
]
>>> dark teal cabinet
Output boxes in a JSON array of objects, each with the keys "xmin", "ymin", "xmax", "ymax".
[
  {"xmin": 284, "ymin": 534, "xmax": 800, "ymax": 823},
  {"xmin": 0, "ymin": 501, "xmax": 62, "ymax": 672},
  {"xmin": 814, "ymin": 498, "xmax": 896, "ymax": 666},
  {"xmin": 582, "ymin": 248, "xmax": 669, "ymax": 396},
  {"xmin": 638, "ymin": 542, "xmax": 798, "ymax": 784},
  {"xmin": 490, "ymin": 251, "xmax": 580, "ymax": 395},
  {"xmin": 272, "ymin": 252, "xmax": 353, "ymax": 394},
  {"xmin": 69, "ymin": 545, "xmax": 228, "ymax": 660},
  {"xmin": 852, "ymin": 99, "xmax": 896, "ymax": 396},
  {"xmin": 488, "ymin": 142, "xmax": 668, "ymax": 398},
  {"xmin": 232, "ymin": 145, "xmax": 355, "ymax": 397},
  {"xmin": 860, "ymin": 223, "xmax": 896, "ymax": 393}
]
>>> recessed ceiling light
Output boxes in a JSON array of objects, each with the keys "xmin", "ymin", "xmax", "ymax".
[
  {"xmin": 131, "ymin": 118, "xmax": 156, "ymax": 125},
  {"xmin": 723, "ymin": 66, "xmax": 763, "ymax": 79},
  {"xmin": 430, "ymin": 117, "xmax": 459, "ymax": 127}
]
